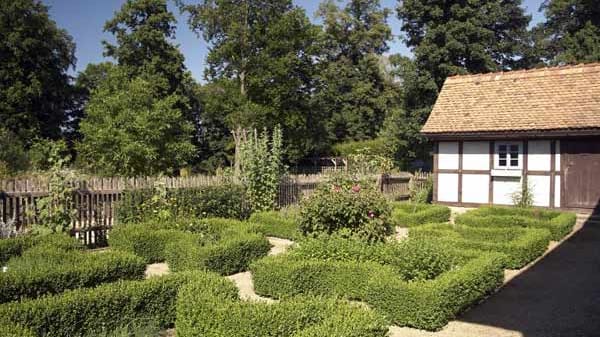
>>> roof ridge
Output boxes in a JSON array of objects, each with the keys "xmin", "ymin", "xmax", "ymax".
[{"xmin": 446, "ymin": 62, "xmax": 600, "ymax": 84}]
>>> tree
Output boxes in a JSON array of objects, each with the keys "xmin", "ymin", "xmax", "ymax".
[
  {"xmin": 397, "ymin": 0, "xmax": 532, "ymax": 88},
  {"xmin": 77, "ymin": 68, "xmax": 196, "ymax": 176},
  {"xmin": 0, "ymin": 0, "xmax": 75, "ymax": 144},
  {"xmin": 536, "ymin": 0, "xmax": 600, "ymax": 63},
  {"xmin": 314, "ymin": 0, "xmax": 396, "ymax": 144}
]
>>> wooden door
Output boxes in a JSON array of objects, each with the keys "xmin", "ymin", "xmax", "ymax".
[{"xmin": 563, "ymin": 139, "xmax": 600, "ymax": 209}]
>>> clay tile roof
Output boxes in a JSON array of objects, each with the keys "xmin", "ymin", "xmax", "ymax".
[{"xmin": 421, "ymin": 63, "xmax": 600, "ymax": 136}]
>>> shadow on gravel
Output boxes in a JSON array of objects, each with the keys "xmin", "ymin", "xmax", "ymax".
[{"xmin": 458, "ymin": 210, "xmax": 600, "ymax": 337}]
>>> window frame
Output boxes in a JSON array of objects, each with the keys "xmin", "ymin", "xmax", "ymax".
[{"xmin": 495, "ymin": 141, "xmax": 522, "ymax": 170}]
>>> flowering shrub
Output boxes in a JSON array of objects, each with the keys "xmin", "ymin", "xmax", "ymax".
[{"xmin": 299, "ymin": 176, "xmax": 392, "ymax": 242}]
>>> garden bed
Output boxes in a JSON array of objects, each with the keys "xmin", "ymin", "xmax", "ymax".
[{"xmin": 390, "ymin": 202, "xmax": 451, "ymax": 227}]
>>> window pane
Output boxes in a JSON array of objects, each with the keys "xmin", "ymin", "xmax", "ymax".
[
  {"xmin": 510, "ymin": 152, "xmax": 518, "ymax": 159},
  {"xmin": 510, "ymin": 159, "xmax": 519, "ymax": 167},
  {"xmin": 499, "ymin": 145, "xmax": 507, "ymax": 152},
  {"xmin": 510, "ymin": 145, "xmax": 519, "ymax": 152},
  {"xmin": 499, "ymin": 159, "xmax": 507, "ymax": 166},
  {"xmin": 499, "ymin": 153, "xmax": 507, "ymax": 159}
]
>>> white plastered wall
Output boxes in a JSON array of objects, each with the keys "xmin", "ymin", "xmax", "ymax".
[
  {"xmin": 528, "ymin": 140, "xmax": 551, "ymax": 171},
  {"xmin": 528, "ymin": 175, "xmax": 551, "ymax": 207},
  {"xmin": 493, "ymin": 177, "xmax": 521, "ymax": 205},
  {"xmin": 462, "ymin": 174, "xmax": 489, "ymax": 203},
  {"xmin": 438, "ymin": 142, "xmax": 459, "ymax": 170},
  {"xmin": 462, "ymin": 141, "xmax": 490, "ymax": 170},
  {"xmin": 438, "ymin": 173, "xmax": 459, "ymax": 202}
]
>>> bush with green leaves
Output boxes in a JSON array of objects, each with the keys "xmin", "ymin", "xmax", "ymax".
[
  {"xmin": 299, "ymin": 177, "xmax": 392, "ymax": 242},
  {"xmin": 410, "ymin": 224, "xmax": 552, "ymax": 269},
  {"xmin": 249, "ymin": 209, "xmax": 302, "ymax": 240},
  {"xmin": 0, "ymin": 324, "xmax": 35, "ymax": 337},
  {"xmin": 391, "ymin": 202, "xmax": 451, "ymax": 227},
  {"xmin": 116, "ymin": 184, "xmax": 249, "ymax": 224},
  {"xmin": 0, "ymin": 271, "xmax": 220, "ymax": 337},
  {"xmin": 176, "ymin": 276, "xmax": 388, "ymax": 337},
  {"xmin": 455, "ymin": 207, "xmax": 576, "ymax": 241},
  {"xmin": 0, "ymin": 244, "xmax": 145, "ymax": 303},
  {"xmin": 0, "ymin": 233, "xmax": 83, "ymax": 265}
]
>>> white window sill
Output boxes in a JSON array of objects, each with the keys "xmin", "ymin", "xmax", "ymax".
[{"xmin": 491, "ymin": 169, "xmax": 522, "ymax": 177}]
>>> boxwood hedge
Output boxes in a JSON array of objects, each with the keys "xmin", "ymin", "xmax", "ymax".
[
  {"xmin": 0, "ymin": 271, "xmax": 218, "ymax": 337},
  {"xmin": 409, "ymin": 224, "xmax": 551, "ymax": 269},
  {"xmin": 455, "ymin": 207, "xmax": 576, "ymax": 241},
  {"xmin": 176, "ymin": 276, "xmax": 388, "ymax": 337},
  {"xmin": 0, "ymin": 234, "xmax": 83, "ymax": 265},
  {"xmin": 108, "ymin": 224, "xmax": 192, "ymax": 263},
  {"xmin": 391, "ymin": 203, "xmax": 451, "ymax": 227},
  {"xmin": 249, "ymin": 210, "xmax": 302, "ymax": 240},
  {"xmin": 251, "ymin": 249, "xmax": 505, "ymax": 331},
  {"xmin": 0, "ymin": 247, "xmax": 145, "ymax": 303}
]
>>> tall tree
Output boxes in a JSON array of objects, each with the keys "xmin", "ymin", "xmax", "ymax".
[
  {"xmin": 536, "ymin": 0, "xmax": 600, "ymax": 63},
  {"xmin": 314, "ymin": 0, "xmax": 396, "ymax": 144},
  {"xmin": 398, "ymin": 0, "xmax": 531, "ymax": 89},
  {"xmin": 181, "ymin": 0, "xmax": 324, "ymax": 163},
  {"xmin": 0, "ymin": 0, "xmax": 75, "ymax": 144}
]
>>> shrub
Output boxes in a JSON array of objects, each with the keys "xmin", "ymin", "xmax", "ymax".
[
  {"xmin": 366, "ymin": 253, "xmax": 505, "ymax": 331},
  {"xmin": 300, "ymin": 178, "xmax": 392, "ymax": 242},
  {"xmin": 0, "ymin": 324, "xmax": 35, "ymax": 337},
  {"xmin": 116, "ymin": 184, "xmax": 249, "ymax": 224},
  {"xmin": 0, "ymin": 233, "xmax": 83, "ymax": 265},
  {"xmin": 410, "ymin": 224, "xmax": 551, "ymax": 269},
  {"xmin": 251, "ymin": 251, "xmax": 505, "ymax": 331},
  {"xmin": 455, "ymin": 207, "xmax": 576, "ymax": 241},
  {"xmin": 176, "ymin": 276, "xmax": 388, "ymax": 337},
  {"xmin": 0, "ymin": 247, "xmax": 145, "ymax": 303},
  {"xmin": 249, "ymin": 210, "xmax": 302, "ymax": 240},
  {"xmin": 108, "ymin": 224, "xmax": 195, "ymax": 263},
  {"xmin": 391, "ymin": 202, "xmax": 451, "ymax": 227},
  {"xmin": 0, "ymin": 271, "xmax": 218, "ymax": 337}
]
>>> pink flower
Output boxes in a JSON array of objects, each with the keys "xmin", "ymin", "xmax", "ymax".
[
  {"xmin": 368, "ymin": 210, "xmax": 375, "ymax": 219},
  {"xmin": 331, "ymin": 185, "xmax": 341, "ymax": 192},
  {"xmin": 351, "ymin": 184, "xmax": 361, "ymax": 193}
]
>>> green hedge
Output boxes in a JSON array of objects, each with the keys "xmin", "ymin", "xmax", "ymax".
[
  {"xmin": 391, "ymin": 203, "xmax": 451, "ymax": 227},
  {"xmin": 0, "ymin": 271, "xmax": 219, "ymax": 337},
  {"xmin": 176, "ymin": 276, "xmax": 388, "ymax": 337},
  {"xmin": 0, "ymin": 324, "xmax": 36, "ymax": 337},
  {"xmin": 251, "ymin": 252, "xmax": 505, "ymax": 331},
  {"xmin": 0, "ymin": 247, "xmax": 145, "ymax": 303},
  {"xmin": 249, "ymin": 210, "xmax": 302, "ymax": 240},
  {"xmin": 0, "ymin": 234, "xmax": 83, "ymax": 265},
  {"xmin": 108, "ymin": 224, "xmax": 193, "ymax": 263},
  {"xmin": 366, "ymin": 253, "xmax": 505, "ymax": 331},
  {"xmin": 409, "ymin": 224, "xmax": 551, "ymax": 269},
  {"xmin": 455, "ymin": 207, "xmax": 576, "ymax": 240}
]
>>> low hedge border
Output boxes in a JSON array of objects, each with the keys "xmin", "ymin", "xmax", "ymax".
[
  {"xmin": 0, "ymin": 234, "xmax": 83, "ymax": 265},
  {"xmin": 0, "ymin": 248, "xmax": 146, "ymax": 304},
  {"xmin": 250, "ymin": 252, "xmax": 505, "ymax": 331},
  {"xmin": 176, "ymin": 276, "xmax": 389, "ymax": 337},
  {"xmin": 249, "ymin": 210, "xmax": 302, "ymax": 240},
  {"xmin": 455, "ymin": 207, "xmax": 576, "ymax": 241},
  {"xmin": 391, "ymin": 203, "xmax": 451, "ymax": 227},
  {"xmin": 108, "ymin": 224, "xmax": 192, "ymax": 263},
  {"xmin": 409, "ymin": 224, "xmax": 551, "ymax": 269},
  {"xmin": 0, "ymin": 271, "xmax": 221, "ymax": 337}
]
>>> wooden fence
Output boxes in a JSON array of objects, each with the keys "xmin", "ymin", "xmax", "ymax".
[{"xmin": 0, "ymin": 172, "xmax": 430, "ymax": 245}]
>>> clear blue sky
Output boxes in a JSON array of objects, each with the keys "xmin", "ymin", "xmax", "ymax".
[{"xmin": 43, "ymin": 0, "xmax": 546, "ymax": 82}]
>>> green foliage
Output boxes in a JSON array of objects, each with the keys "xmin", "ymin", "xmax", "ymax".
[
  {"xmin": 455, "ymin": 207, "xmax": 576, "ymax": 241},
  {"xmin": 33, "ymin": 143, "xmax": 76, "ymax": 235},
  {"xmin": 0, "ymin": 324, "xmax": 36, "ymax": 337},
  {"xmin": 176, "ymin": 276, "xmax": 388, "ymax": 337},
  {"xmin": 0, "ymin": 271, "xmax": 217, "ymax": 337},
  {"xmin": 410, "ymin": 224, "xmax": 552, "ymax": 269},
  {"xmin": 409, "ymin": 175, "xmax": 433, "ymax": 203},
  {"xmin": 512, "ymin": 181, "xmax": 535, "ymax": 208},
  {"xmin": 0, "ymin": 128, "xmax": 29, "ymax": 177},
  {"xmin": 0, "ymin": 233, "xmax": 82, "ymax": 265},
  {"xmin": 77, "ymin": 67, "xmax": 196, "ymax": 176},
  {"xmin": 27, "ymin": 138, "xmax": 70, "ymax": 171},
  {"xmin": 0, "ymin": 245, "xmax": 145, "ymax": 303},
  {"xmin": 391, "ymin": 202, "xmax": 451, "ymax": 227},
  {"xmin": 0, "ymin": 0, "xmax": 75, "ymax": 143},
  {"xmin": 108, "ymin": 224, "xmax": 193, "ymax": 263},
  {"xmin": 249, "ymin": 210, "xmax": 302, "ymax": 240},
  {"xmin": 116, "ymin": 184, "xmax": 249, "ymax": 224},
  {"xmin": 241, "ymin": 126, "xmax": 285, "ymax": 211},
  {"xmin": 300, "ymin": 176, "xmax": 392, "ymax": 242},
  {"xmin": 332, "ymin": 138, "xmax": 388, "ymax": 157}
]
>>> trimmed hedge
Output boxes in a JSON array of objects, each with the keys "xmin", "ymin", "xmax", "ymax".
[
  {"xmin": 0, "ymin": 234, "xmax": 83, "ymax": 265},
  {"xmin": 176, "ymin": 276, "xmax": 388, "ymax": 337},
  {"xmin": 251, "ymin": 251, "xmax": 505, "ymax": 331},
  {"xmin": 0, "ymin": 324, "xmax": 36, "ymax": 337},
  {"xmin": 0, "ymin": 271, "xmax": 220, "ymax": 337},
  {"xmin": 249, "ymin": 210, "xmax": 302, "ymax": 240},
  {"xmin": 455, "ymin": 207, "xmax": 576, "ymax": 241},
  {"xmin": 391, "ymin": 203, "xmax": 451, "ymax": 227},
  {"xmin": 0, "ymin": 247, "xmax": 145, "ymax": 303},
  {"xmin": 108, "ymin": 224, "xmax": 193, "ymax": 263},
  {"xmin": 409, "ymin": 224, "xmax": 551, "ymax": 269}
]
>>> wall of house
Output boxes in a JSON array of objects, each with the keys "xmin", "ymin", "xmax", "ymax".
[{"xmin": 434, "ymin": 139, "xmax": 561, "ymax": 208}]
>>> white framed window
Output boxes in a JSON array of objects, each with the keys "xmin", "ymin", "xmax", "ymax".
[{"xmin": 496, "ymin": 142, "xmax": 521, "ymax": 169}]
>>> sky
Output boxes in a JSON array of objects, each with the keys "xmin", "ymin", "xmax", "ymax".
[{"xmin": 43, "ymin": 0, "xmax": 546, "ymax": 82}]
